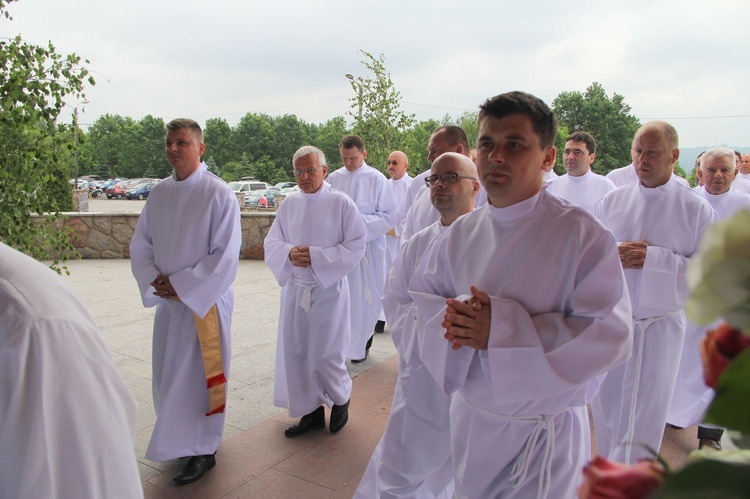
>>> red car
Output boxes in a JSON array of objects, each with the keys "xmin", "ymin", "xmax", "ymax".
[{"xmin": 106, "ymin": 181, "xmax": 130, "ymax": 199}]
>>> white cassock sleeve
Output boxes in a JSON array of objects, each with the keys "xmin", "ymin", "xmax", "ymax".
[
  {"xmin": 362, "ymin": 178, "xmax": 399, "ymax": 243},
  {"xmin": 308, "ymin": 202, "xmax": 367, "ymax": 289},
  {"xmin": 129, "ymin": 201, "xmax": 162, "ymax": 309},
  {"xmin": 410, "ymin": 228, "xmax": 633, "ymax": 404},
  {"xmin": 168, "ymin": 190, "xmax": 241, "ymax": 318},
  {"xmin": 264, "ymin": 206, "xmax": 296, "ymax": 288}
]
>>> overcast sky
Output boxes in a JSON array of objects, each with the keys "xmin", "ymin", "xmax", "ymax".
[{"xmin": 4, "ymin": 0, "xmax": 748, "ymax": 148}]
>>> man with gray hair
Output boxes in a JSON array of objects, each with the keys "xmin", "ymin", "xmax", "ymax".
[
  {"xmin": 265, "ymin": 146, "xmax": 367, "ymax": 436},
  {"xmin": 668, "ymin": 146, "xmax": 750, "ymax": 449}
]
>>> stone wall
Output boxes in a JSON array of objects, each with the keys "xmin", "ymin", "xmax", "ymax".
[{"xmin": 33, "ymin": 211, "xmax": 276, "ymax": 260}]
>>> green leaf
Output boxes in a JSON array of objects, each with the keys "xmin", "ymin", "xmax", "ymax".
[
  {"xmin": 653, "ymin": 460, "xmax": 750, "ymax": 498},
  {"xmin": 704, "ymin": 349, "xmax": 750, "ymax": 433}
]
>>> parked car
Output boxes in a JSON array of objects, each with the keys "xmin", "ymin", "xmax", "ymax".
[
  {"xmin": 229, "ymin": 181, "xmax": 267, "ymax": 194},
  {"xmin": 273, "ymin": 182, "xmax": 297, "ymax": 189},
  {"xmin": 106, "ymin": 180, "xmax": 131, "ymax": 199},
  {"xmin": 244, "ymin": 188, "xmax": 279, "ymax": 207},
  {"xmin": 125, "ymin": 182, "xmax": 154, "ymax": 200}
]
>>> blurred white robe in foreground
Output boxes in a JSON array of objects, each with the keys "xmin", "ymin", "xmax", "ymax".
[{"xmin": 0, "ymin": 243, "xmax": 142, "ymax": 499}]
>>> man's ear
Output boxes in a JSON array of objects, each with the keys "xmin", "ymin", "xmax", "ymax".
[{"xmin": 542, "ymin": 146, "xmax": 556, "ymax": 172}]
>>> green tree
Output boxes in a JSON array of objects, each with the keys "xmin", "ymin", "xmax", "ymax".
[
  {"xmin": 552, "ymin": 82, "xmax": 640, "ymax": 174},
  {"xmin": 235, "ymin": 112, "xmax": 274, "ymax": 165},
  {"xmin": 85, "ymin": 114, "xmax": 137, "ymax": 178},
  {"xmin": 133, "ymin": 115, "xmax": 170, "ymax": 178},
  {"xmin": 0, "ymin": 0, "xmax": 94, "ymax": 271},
  {"xmin": 398, "ymin": 118, "xmax": 441, "ymax": 176},
  {"xmin": 204, "ymin": 117, "xmax": 237, "ymax": 173},
  {"xmin": 312, "ymin": 116, "xmax": 349, "ymax": 172},
  {"xmin": 271, "ymin": 114, "xmax": 311, "ymax": 180},
  {"xmin": 348, "ymin": 50, "xmax": 415, "ymax": 173},
  {"xmin": 220, "ymin": 153, "xmax": 254, "ymax": 182}
]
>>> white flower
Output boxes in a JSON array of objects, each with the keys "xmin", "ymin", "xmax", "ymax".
[{"xmin": 686, "ymin": 210, "xmax": 750, "ymax": 329}]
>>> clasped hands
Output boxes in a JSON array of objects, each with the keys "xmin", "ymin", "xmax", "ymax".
[
  {"xmin": 151, "ymin": 274, "xmax": 180, "ymax": 301},
  {"xmin": 443, "ymin": 285, "xmax": 491, "ymax": 351},
  {"xmin": 618, "ymin": 241, "xmax": 648, "ymax": 269},
  {"xmin": 289, "ymin": 246, "xmax": 311, "ymax": 268}
]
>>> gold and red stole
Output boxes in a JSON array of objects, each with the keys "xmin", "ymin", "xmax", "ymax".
[{"xmin": 192, "ymin": 305, "xmax": 227, "ymax": 416}]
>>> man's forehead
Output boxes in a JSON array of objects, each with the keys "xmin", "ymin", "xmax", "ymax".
[
  {"xmin": 565, "ymin": 140, "xmax": 589, "ymax": 151},
  {"xmin": 295, "ymin": 153, "xmax": 320, "ymax": 167}
]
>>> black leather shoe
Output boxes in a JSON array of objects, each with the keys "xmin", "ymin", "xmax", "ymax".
[
  {"xmin": 284, "ymin": 406, "xmax": 325, "ymax": 437},
  {"xmin": 173, "ymin": 454, "xmax": 216, "ymax": 485},
  {"xmin": 350, "ymin": 350, "xmax": 368, "ymax": 363},
  {"xmin": 330, "ymin": 400, "xmax": 350, "ymax": 433},
  {"xmin": 374, "ymin": 320, "xmax": 386, "ymax": 333}
]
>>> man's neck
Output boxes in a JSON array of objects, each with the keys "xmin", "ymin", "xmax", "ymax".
[{"xmin": 174, "ymin": 162, "xmax": 201, "ymax": 181}]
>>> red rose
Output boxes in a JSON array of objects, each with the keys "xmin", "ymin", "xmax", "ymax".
[
  {"xmin": 578, "ymin": 455, "xmax": 665, "ymax": 499},
  {"xmin": 701, "ymin": 324, "xmax": 750, "ymax": 389}
]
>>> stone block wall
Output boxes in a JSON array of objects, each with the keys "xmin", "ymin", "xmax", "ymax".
[{"xmin": 33, "ymin": 212, "xmax": 276, "ymax": 260}]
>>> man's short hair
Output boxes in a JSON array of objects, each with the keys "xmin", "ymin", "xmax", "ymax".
[
  {"xmin": 735, "ymin": 150, "xmax": 743, "ymax": 163},
  {"xmin": 166, "ymin": 118, "xmax": 203, "ymax": 142},
  {"xmin": 566, "ymin": 131, "xmax": 596, "ymax": 155},
  {"xmin": 339, "ymin": 134, "xmax": 366, "ymax": 152},
  {"xmin": 702, "ymin": 146, "xmax": 737, "ymax": 168},
  {"xmin": 432, "ymin": 125, "xmax": 471, "ymax": 153},
  {"xmin": 293, "ymin": 146, "xmax": 327, "ymax": 167},
  {"xmin": 479, "ymin": 91, "xmax": 557, "ymax": 149},
  {"xmin": 639, "ymin": 121, "xmax": 679, "ymax": 150}
]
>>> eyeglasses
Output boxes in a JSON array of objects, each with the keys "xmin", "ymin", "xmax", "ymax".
[
  {"xmin": 293, "ymin": 167, "xmax": 322, "ymax": 177},
  {"xmin": 424, "ymin": 173, "xmax": 478, "ymax": 187},
  {"xmin": 386, "ymin": 160, "xmax": 400, "ymax": 166}
]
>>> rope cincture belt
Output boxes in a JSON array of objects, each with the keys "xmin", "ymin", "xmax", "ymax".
[
  {"xmin": 462, "ymin": 393, "xmax": 560, "ymax": 499},
  {"xmin": 290, "ymin": 275, "xmax": 318, "ymax": 312},
  {"xmin": 623, "ymin": 309, "xmax": 682, "ymax": 463},
  {"xmin": 193, "ymin": 305, "xmax": 227, "ymax": 416}
]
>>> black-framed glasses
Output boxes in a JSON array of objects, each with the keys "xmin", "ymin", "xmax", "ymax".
[{"xmin": 424, "ymin": 173, "xmax": 478, "ymax": 187}]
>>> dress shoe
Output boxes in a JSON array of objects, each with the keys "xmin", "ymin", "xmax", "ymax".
[
  {"xmin": 330, "ymin": 399, "xmax": 350, "ymax": 433},
  {"xmin": 374, "ymin": 320, "xmax": 386, "ymax": 333},
  {"xmin": 173, "ymin": 454, "xmax": 216, "ymax": 485},
  {"xmin": 699, "ymin": 437, "xmax": 722, "ymax": 451},
  {"xmin": 284, "ymin": 406, "xmax": 325, "ymax": 437},
  {"xmin": 351, "ymin": 350, "xmax": 368, "ymax": 363}
]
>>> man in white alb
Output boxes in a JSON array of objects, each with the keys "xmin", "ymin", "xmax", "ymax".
[
  {"xmin": 265, "ymin": 146, "xmax": 366, "ymax": 437},
  {"xmin": 356, "ymin": 152, "xmax": 479, "ymax": 499},
  {"xmin": 327, "ymin": 135, "xmax": 398, "ymax": 362},
  {"xmin": 130, "ymin": 118, "xmax": 241, "ymax": 484},
  {"xmin": 409, "ymin": 91, "xmax": 633, "ymax": 498},
  {"xmin": 376, "ymin": 150, "xmax": 414, "ymax": 334},
  {"xmin": 546, "ymin": 131, "xmax": 615, "ymax": 213},
  {"xmin": 668, "ymin": 146, "xmax": 750, "ymax": 449},
  {"xmin": 401, "ymin": 126, "xmax": 486, "ymax": 243},
  {"xmin": 593, "ymin": 121, "xmax": 719, "ymax": 465}
]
